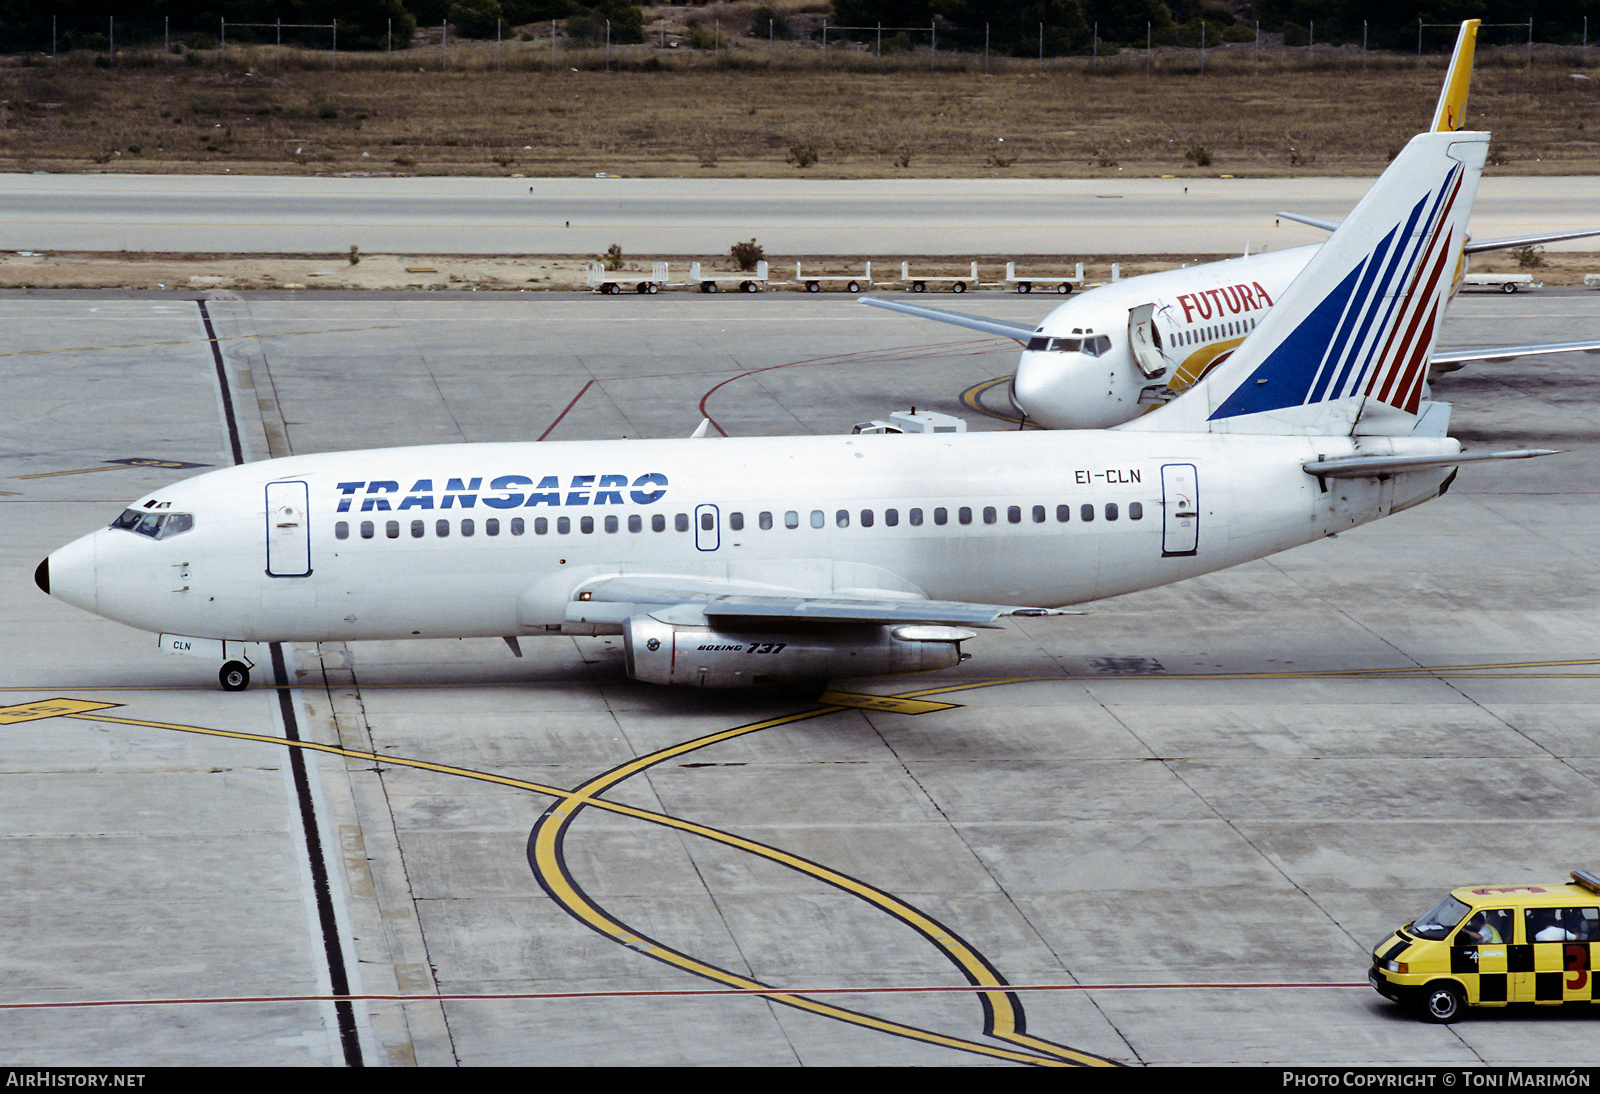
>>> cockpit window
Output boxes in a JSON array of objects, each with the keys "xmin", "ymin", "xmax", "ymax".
[
  {"xmin": 1025, "ymin": 334, "xmax": 1112, "ymax": 356},
  {"xmin": 110, "ymin": 508, "xmax": 194, "ymax": 540}
]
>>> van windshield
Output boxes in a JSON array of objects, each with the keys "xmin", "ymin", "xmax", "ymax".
[{"xmin": 1410, "ymin": 896, "xmax": 1471, "ymax": 940}]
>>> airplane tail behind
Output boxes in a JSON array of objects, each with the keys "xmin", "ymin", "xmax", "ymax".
[
  {"xmin": 1124, "ymin": 128, "xmax": 1487, "ymax": 438},
  {"xmin": 1430, "ymin": 20, "xmax": 1479, "ymax": 133}
]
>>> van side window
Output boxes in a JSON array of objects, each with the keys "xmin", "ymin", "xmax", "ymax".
[
  {"xmin": 1456, "ymin": 908, "xmax": 1513, "ymax": 945},
  {"xmin": 1526, "ymin": 906, "xmax": 1600, "ymax": 942}
]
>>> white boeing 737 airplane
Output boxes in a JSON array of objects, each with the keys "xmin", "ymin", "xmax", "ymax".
[
  {"xmin": 864, "ymin": 20, "xmax": 1600, "ymax": 430},
  {"xmin": 37, "ymin": 128, "xmax": 1553, "ymax": 692}
]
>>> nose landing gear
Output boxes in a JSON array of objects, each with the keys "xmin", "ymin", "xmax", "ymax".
[{"xmin": 219, "ymin": 660, "xmax": 252, "ymax": 691}]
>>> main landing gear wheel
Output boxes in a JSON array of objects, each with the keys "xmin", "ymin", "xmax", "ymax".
[{"xmin": 219, "ymin": 661, "xmax": 251, "ymax": 692}]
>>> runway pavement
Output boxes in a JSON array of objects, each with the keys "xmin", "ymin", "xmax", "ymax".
[
  {"xmin": 3, "ymin": 288, "xmax": 1600, "ymax": 1066},
  {"xmin": 1, "ymin": 173, "xmax": 1597, "ymax": 256}
]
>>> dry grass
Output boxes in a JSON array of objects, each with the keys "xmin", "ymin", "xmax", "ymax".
[{"xmin": 0, "ymin": 21, "xmax": 1596, "ymax": 179}]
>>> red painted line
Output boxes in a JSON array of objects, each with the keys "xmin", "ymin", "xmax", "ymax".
[
  {"xmin": 0, "ymin": 981, "xmax": 1368, "ymax": 1011},
  {"xmin": 537, "ymin": 379, "xmax": 596, "ymax": 442}
]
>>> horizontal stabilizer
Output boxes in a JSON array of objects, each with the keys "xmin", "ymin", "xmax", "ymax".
[
  {"xmin": 1303, "ymin": 448, "xmax": 1558, "ymax": 479},
  {"xmin": 1277, "ymin": 212, "xmax": 1600, "ymax": 257},
  {"xmin": 1433, "ymin": 338, "xmax": 1600, "ymax": 369},
  {"xmin": 858, "ymin": 296, "xmax": 1038, "ymax": 342}
]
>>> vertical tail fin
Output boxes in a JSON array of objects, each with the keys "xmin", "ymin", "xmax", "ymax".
[
  {"xmin": 1124, "ymin": 129, "xmax": 1487, "ymax": 437},
  {"xmin": 1430, "ymin": 20, "xmax": 1479, "ymax": 133}
]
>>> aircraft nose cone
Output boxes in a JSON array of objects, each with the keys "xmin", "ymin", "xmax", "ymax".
[
  {"xmin": 39, "ymin": 535, "xmax": 98, "ymax": 613},
  {"xmin": 1012, "ymin": 353, "xmax": 1074, "ymax": 429}
]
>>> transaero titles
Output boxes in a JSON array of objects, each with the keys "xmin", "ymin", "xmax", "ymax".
[{"xmin": 333, "ymin": 473, "xmax": 670, "ymax": 513}]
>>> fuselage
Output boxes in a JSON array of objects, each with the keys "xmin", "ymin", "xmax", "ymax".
[
  {"xmin": 1013, "ymin": 247, "xmax": 1315, "ymax": 429},
  {"xmin": 41, "ymin": 428, "xmax": 1457, "ymax": 646}
]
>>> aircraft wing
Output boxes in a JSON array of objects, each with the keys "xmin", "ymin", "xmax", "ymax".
[
  {"xmin": 1432, "ymin": 338, "xmax": 1600, "ymax": 373},
  {"xmin": 858, "ymin": 296, "xmax": 1038, "ymax": 342},
  {"xmin": 1277, "ymin": 211, "xmax": 1600, "ymax": 255},
  {"xmin": 564, "ymin": 574, "xmax": 1069, "ymax": 628}
]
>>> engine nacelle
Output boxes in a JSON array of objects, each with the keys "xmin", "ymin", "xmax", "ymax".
[{"xmin": 622, "ymin": 615, "xmax": 975, "ymax": 688}]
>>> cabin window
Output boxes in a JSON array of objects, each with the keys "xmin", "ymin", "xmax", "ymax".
[
  {"xmin": 1105, "ymin": 503, "xmax": 1119, "ymax": 521},
  {"xmin": 511, "ymin": 518, "xmax": 525, "ymax": 535},
  {"xmin": 462, "ymin": 519, "xmax": 475, "ymax": 537},
  {"xmin": 604, "ymin": 516, "xmax": 618, "ymax": 533},
  {"xmin": 785, "ymin": 511, "xmax": 799, "ymax": 529},
  {"xmin": 729, "ymin": 512, "xmax": 743, "ymax": 531},
  {"xmin": 885, "ymin": 508, "xmax": 899, "ymax": 527},
  {"xmin": 675, "ymin": 513, "xmax": 689, "ymax": 533},
  {"xmin": 436, "ymin": 519, "xmax": 450, "ymax": 538},
  {"xmin": 360, "ymin": 521, "xmax": 375, "ymax": 539},
  {"xmin": 557, "ymin": 517, "xmax": 571, "ymax": 535},
  {"xmin": 1056, "ymin": 504, "xmax": 1071, "ymax": 522},
  {"xmin": 1130, "ymin": 502, "xmax": 1144, "ymax": 520},
  {"xmin": 386, "ymin": 520, "xmax": 400, "ymax": 539},
  {"xmin": 1032, "ymin": 505, "xmax": 1046, "ymax": 523},
  {"xmin": 909, "ymin": 508, "xmax": 923, "ymax": 526},
  {"xmin": 534, "ymin": 518, "xmax": 548, "ymax": 535},
  {"xmin": 811, "ymin": 510, "xmax": 825, "ymax": 529},
  {"xmin": 580, "ymin": 516, "xmax": 594, "ymax": 534},
  {"xmin": 335, "ymin": 521, "xmax": 349, "ymax": 540},
  {"xmin": 1007, "ymin": 506, "xmax": 1021, "ymax": 524},
  {"xmin": 958, "ymin": 507, "xmax": 972, "ymax": 525},
  {"xmin": 758, "ymin": 511, "xmax": 773, "ymax": 531},
  {"xmin": 705, "ymin": 512, "xmax": 719, "ymax": 532},
  {"xmin": 934, "ymin": 507, "xmax": 948, "ymax": 526},
  {"xmin": 836, "ymin": 509, "xmax": 850, "ymax": 528},
  {"xmin": 486, "ymin": 518, "xmax": 500, "ymax": 536},
  {"xmin": 982, "ymin": 506, "xmax": 997, "ymax": 525},
  {"xmin": 860, "ymin": 509, "xmax": 874, "ymax": 528},
  {"xmin": 628, "ymin": 514, "xmax": 642, "ymax": 533},
  {"xmin": 652, "ymin": 514, "xmax": 666, "ymax": 532}
]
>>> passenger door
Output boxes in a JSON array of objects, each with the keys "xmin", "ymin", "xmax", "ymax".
[
  {"xmin": 695, "ymin": 503, "xmax": 720, "ymax": 553},
  {"xmin": 265, "ymin": 480, "xmax": 312, "ymax": 577},
  {"xmin": 1160, "ymin": 463, "xmax": 1199, "ymax": 557}
]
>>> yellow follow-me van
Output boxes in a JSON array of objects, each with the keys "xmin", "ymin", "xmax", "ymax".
[{"xmin": 1370, "ymin": 869, "xmax": 1600, "ymax": 1022}]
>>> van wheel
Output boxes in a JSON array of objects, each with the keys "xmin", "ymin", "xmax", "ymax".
[{"xmin": 1419, "ymin": 982, "xmax": 1466, "ymax": 1023}]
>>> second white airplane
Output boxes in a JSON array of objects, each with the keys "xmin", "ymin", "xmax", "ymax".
[{"xmin": 864, "ymin": 20, "xmax": 1600, "ymax": 430}]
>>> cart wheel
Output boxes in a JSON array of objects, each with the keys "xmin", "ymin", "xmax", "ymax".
[
  {"xmin": 912, "ymin": 281, "xmax": 926, "ymax": 293},
  {"xmin": 702, "ymin": 282, "xmax": 718, "ymax": 293},
  {"xmin": 952, "ymin": 281, "xmax": 967, "ymax": 294},
  {"xmin": 636, "ymin": 282, "xmax": 650, "ymax": 294},
  {"xmin": 1501, "ymin": 282, "xmax": 1518, "ymax": 294},
  {"xmin": 741, "ymin": 280, "xmax": 758, "ymax": 293},
  {"xmin": 806, "ymin": 281, "xmax": 820, "ymax": 292},
  {"xmin": 1057, "ymin": 283, "xmax": 1073, "ymax": 294},
  {"xmin": 846, "ymin": 281, "xmax": 860, "ymax": 293},
  {"xmin": 647, "ymin": 282, "xmax": 660, "ymax": 294},
  {"xmin": 1017, "ymin": 282, "xmax": 1032, "ymax": 294}
]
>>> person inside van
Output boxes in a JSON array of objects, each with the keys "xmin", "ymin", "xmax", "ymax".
[{"xmin": 1458, "ymin": 909, "xmax": 1512, "ymax": 945}]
